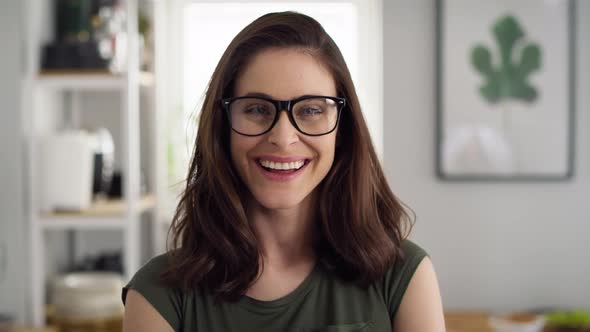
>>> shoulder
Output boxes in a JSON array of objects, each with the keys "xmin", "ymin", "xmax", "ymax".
[
  {"xmin": 392, "ymin": 254, "xmax": 445, "ymax": 331},
  {"xmin": 400, "ymin": 240, "xmax": 428, "ymax": 262},
  {"xmin": 383, "ymin": 240, "xmax": 429, "ymax": 288},
  {"xmin": 378, "ymin": 239, "xmax": 429, "ymax": 318},
  {"xmin": 123, "ymin": 254, "xmax": 173, "ymax": 303},
  {"xmin": 122, "ymin": 253, "xmax": 183, "ymax": 331},
  {"xmin": 130, "ymin": 253, "xmax": 170, "ymax": 282}
]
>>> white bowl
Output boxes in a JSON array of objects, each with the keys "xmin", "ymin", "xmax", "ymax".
[
  {"xmin": 489, "ymin": 313, "xmax": 545, "ymax": 332},
  {"xmin": 51, "ymin": 272, "xmax": 124, "ymax": 319}
]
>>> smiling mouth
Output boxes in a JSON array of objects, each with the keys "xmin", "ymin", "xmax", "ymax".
[{"xmin": 256, "ymin": 159, "xmax": 310, "ymax": 173}]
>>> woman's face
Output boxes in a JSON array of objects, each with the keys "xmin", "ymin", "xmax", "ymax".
[{"xmin": 230, "ymin": 48, "xmax": 338, "ymax": 211}]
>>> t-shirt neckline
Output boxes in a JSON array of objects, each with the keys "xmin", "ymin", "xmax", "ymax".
[{"xmin": 237, "ymin": 262, "xmax": 321, "ymax": 312}]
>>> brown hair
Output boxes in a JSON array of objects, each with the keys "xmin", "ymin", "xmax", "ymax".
[{"xmin": 162, "ymin": 11, "xmax": 413, "ymax": 301}]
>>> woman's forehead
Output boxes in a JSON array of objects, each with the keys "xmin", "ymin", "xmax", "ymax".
[{"xmin": 234, "ymin": 48, "xmax": 337, "ymax": 99}]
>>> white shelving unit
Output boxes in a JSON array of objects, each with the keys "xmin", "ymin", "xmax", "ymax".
[{"xmin": 22, "ymin": 0, "xmax": 166, "ymax": 326}]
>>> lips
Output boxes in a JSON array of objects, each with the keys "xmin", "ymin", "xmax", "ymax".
[{"xmin": 255, "ymin": 155, "xmax": 310, "ymax": 163}]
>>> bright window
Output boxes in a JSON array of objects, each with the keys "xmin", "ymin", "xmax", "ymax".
[{"xmin": 183, "ymin": 3, "xmax": 359, "ymax": 119}]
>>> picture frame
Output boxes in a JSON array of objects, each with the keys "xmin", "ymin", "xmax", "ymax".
[{"xmin": 435, "ymin": 0, "xmax": 576, "ymax": 181}]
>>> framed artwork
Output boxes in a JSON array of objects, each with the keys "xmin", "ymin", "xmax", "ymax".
[{"xmin": 436, "ymin": 0, "xmax": 575, "ymax": 181}]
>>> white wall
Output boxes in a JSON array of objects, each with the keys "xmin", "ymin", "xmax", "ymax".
[
  {"xmin": 383, "ymin": 0, "xmax": 590, "ymax": 311},
  {"xmin": 0, "ymin": 0, "xmax": 27, "ymax": 324}
]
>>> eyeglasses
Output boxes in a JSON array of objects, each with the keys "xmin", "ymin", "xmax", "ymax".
[{"xmin": 221, "ymin": 95, "xmax": 346, "ymax": 136}]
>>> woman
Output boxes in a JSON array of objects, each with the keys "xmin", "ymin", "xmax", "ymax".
[{"xmin": 123, "ymin": 11, "xmax": 445, "ymax": 332}]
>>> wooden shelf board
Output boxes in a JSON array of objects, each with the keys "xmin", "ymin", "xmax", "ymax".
[
  {"xmin": 33, "ymin": 70, "xmax": 154, "ymax": 89},
  {"xmin": 39, "ymin": 194, "xmax": 156, "ymax": 229},
  {"xmin": 39, "ymin": 69, "xmax": 115, "ymax": 75},
  {"xmin": 39, "ymin": 217, "xmax": 127, "ymax": 230}
]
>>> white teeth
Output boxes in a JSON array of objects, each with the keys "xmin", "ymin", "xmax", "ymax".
[{"xmin": 259, "ymin": 159, "xmax": 305, "ymax": 170}]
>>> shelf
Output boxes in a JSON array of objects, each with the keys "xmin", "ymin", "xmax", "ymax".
[
  {"xmin": 25, "ymin": 0, "xmax": 165, "ymax": 326},
  {"xmin": 33, "ymin": 70, "xmax": 154, "ymax": 90},
  {"xmin": 39, "ymin": 194, "xmax": 157, "ymax": 230},
  {"xmin": 35, "ymin": 70, "xmax": 124, "ymax": 90}
]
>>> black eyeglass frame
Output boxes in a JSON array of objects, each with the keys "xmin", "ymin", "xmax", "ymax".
[{"xmin": 221, "ymin": 95, "xmax": 346, "ymax": 137}]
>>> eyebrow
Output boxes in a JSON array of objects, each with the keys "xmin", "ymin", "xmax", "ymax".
[
  {"xmin": 242, "ymin": 92, "xmax": 273, "ymax": 99},
  {"xmin": 241, "ymin": 92, "xmax": 321, "ymax": 100}
]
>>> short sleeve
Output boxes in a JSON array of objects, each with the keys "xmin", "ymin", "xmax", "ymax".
[
  {"xmin": 381, "ymin": 240, "xmax": 429, "ymax": 319},
  {"xmin": 122, "ymin": 254, "xmax": 184, "ymax": 331}
]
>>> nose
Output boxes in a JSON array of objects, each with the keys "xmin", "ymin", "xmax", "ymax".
[{"xmin": 267, "ymin": 110, "xmax": 299, "ymax": 148}]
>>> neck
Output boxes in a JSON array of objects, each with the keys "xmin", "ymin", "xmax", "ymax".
[{"xmin": 247, "ymin": 195, "xmax": 317, "ymax": 270}]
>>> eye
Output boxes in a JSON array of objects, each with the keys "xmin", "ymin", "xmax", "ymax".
[
  {"xmin": 303, "ymin": 107, "xmax": 323, "ymax": 115},
  {"xmin": 297, "ymin": 106, "xmax": 324, "ymax": 117},
  {"xmin": 243, "ymin": 104, "xmax": 272, "ymax": 116}
]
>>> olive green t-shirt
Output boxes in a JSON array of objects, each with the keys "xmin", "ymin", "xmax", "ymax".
[{"xmin": 122, "ymin": 240, "xmax": 427, "ymax": 332}]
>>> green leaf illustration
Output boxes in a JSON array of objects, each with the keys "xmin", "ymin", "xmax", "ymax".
[{"xmin": 471, "ymin": 15, "xmax": 542, "ymax": 105}]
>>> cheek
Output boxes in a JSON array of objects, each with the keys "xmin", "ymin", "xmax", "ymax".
[
  {"xmin": 229, "ymin": 133, "xmax": 248, "ymax": 173},
  {"xmin": 229, "ymin": 133, "xmax": 239, "ymax": 161},
  {"xmin": 316, "ymin": 135, "xmax": 337, "ymax": 169},
  {"xmin": 229, "ymin": 133, "xmax": 253, "ymax": 172}
]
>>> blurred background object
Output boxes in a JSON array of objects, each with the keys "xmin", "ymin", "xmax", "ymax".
[
  {"xmin": 0, "ymin": 242, "xmax": 12, "ymax": 330},
  {"xmin": 544, "ymin": 310, "xmax": 590, "ymax": 331},
  {"xmin": 91, "ymin": 127, "xmax": 115, "ymax": 198},
  {"xmin": 41, "ymin": 0, "xmax": 127, "ymax": 72},
  {"xmin": 50, "ymin": 272, "xmax": 124, "ymax": 319},
  {"xmin": 489, "ymin": 312, "xmax": 545, "ymax": 332},
  {"xmin": 41, "ymin": 130, "xmax": 95, "ymax": 212},
  {"xmin": 68, "ymin": 251, "xmax": 123, "ymax": 274}
]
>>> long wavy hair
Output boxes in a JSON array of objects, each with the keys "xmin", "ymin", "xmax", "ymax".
[{"xmin": 162, "ymin": 11, "xmax": 413, "ymax": 301}]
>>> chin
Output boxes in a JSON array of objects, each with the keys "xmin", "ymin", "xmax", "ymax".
[{"xmin": 252, "ymin": 191, "xmax": 308, "ymax": 210}]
